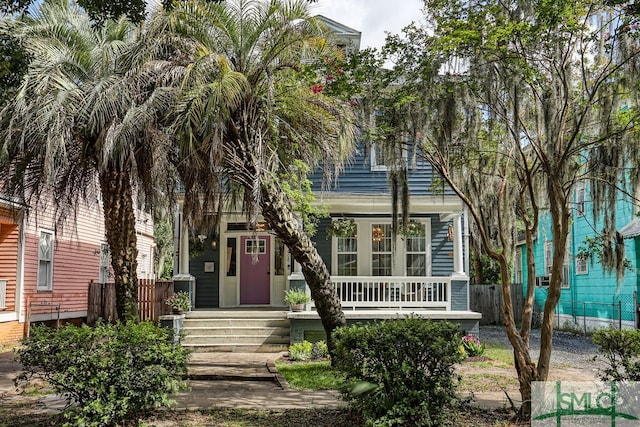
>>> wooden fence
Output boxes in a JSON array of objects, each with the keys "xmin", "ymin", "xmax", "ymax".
[
  {"xmin": 87, "ymin": 279, "xmax": 173, "ymax": 325},
  {"xmin": 470, "ymin": 283, "xmax": 524, "ymax": 325}
]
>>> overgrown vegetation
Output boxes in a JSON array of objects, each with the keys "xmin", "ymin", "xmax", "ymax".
[
  {"xmin": 288, "ymin": 340, "xmax": 329, "ymax": 361},
  {"xmin": 16, "ymin": 322, "xmax": 190, "ymax": 426},
  {"xmin": 592, "ymin": 328, "xmax": 640, "ymax": 382},
  {"xmin": 333, "ymin": 318, "xmax": 464, "ymax": 426}
]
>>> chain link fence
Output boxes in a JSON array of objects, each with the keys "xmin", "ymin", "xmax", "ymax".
[{"xmin": 532, "ymin": 291, "xmax": 638, "ymax": 335}]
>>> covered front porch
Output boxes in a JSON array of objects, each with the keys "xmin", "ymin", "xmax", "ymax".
[{"xmin": 286, "ymin": 274, "xmax": 481, "ymax": 344}]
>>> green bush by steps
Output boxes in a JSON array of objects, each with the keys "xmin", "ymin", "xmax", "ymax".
[
  {"xmin": 16, "ymin": 321, "xmax": 190, "ymax": 427},
  {"xmin": 333, "ymin": 317, "xmax": 464, "ymax": 426}
]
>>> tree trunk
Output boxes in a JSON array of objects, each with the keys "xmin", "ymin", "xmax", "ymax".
[
  {"xmin": 498, "ymin": 253, "xmax": 537, "ymax": 419},
  {"xmin": 537, "ymin": 175, "xmax": 570, "ymax": 380},
  {"xmin": 259, "ymin": 178, "xmax": 346, "ymax": 356},
  {"xmin": 99, "ymin": 168, "xmax": 139, "ymax": 322}
]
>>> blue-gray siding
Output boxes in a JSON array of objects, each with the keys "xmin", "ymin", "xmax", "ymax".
[
  {"xmin": 450, "ymin": 280, "xmax": 468, "ymax": 311},
  {"xmin": 189, "ymin": 237, "xmax": 220, "ymax": 308},
  {"xmin": 431, "ymin": 215, "xmax": 455, "ymax": 275},
  {"xmin": 314, "ymin": 217, "xmax": 333, "ymax": 273},
  {"xmin": 309, "ymin": 143, "xmax": 452, "ymax": 196}
]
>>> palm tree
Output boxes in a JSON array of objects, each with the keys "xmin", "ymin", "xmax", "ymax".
[
  {"xmin": 140, "ymin": 0, "xmax": 356, "ymax": 351},
  {"xmin": 0, "ymin": 0, "xmax": 172, "ymax": 321}
]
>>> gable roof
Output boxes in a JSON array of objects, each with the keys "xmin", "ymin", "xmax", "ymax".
[
  {"xmin": 619, "ymin": 218, "xmax": 640, "ymax": 239},
  {"xmin": 315, "ymin": 15, "xmax": 361, "ymax": 37}
]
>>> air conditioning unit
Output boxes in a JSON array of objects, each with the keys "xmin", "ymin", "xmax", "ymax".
[{"xmin": 535, "ymin": 276, "xmax": 550, "ymax": 287}]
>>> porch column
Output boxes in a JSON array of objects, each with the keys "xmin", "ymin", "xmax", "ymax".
[
  {"xmin": 453, "ymin": 213, "xmax": 464, "ymax": 276},
  {"xmin": 179, "ymin": 220, "xmax": 189, "ymax": 274}
]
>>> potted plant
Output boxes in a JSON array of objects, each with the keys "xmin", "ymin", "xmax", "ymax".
[
  {"xmin": 284, "ymin": 289, "xmax": 310, "ymax": 312},
  {"xmin": 166, "ymin": 291, "xmax": 191, "ymax": 314}
]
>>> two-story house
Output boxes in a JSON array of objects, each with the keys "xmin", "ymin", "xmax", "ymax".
[
  {"xmin": 0, "ymin": 194, "xmax": 155, "ymax": 344},
  {"xmin": 171, "ymin": 16, "xmax": 481, "ymax": 351}
]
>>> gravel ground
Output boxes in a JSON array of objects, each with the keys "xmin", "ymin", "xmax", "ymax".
[{"xmin": 479, "ymin": 325, "xmax": 607, "ymax": 372}]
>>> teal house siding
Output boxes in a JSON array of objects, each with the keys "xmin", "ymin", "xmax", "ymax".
[{"xmin": 519, "ymin": 181, "xmax": 639, "ymax": 330}]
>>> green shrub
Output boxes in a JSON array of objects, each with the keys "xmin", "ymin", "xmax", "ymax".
[
  {"xmin": 289, "ymin": 341, "xmax": 313, "ymax": 361},
  {"xmin": 333, "ymin": 317, "xmax": 464, "ymax": 427},
  {"xmin": 592, "ymin": 328, "xmax": 640, "ymax": 382},
  {"xmin": 16, "ymin": 321, "xmax": 190, "ymax": 426},
  {"xmin": 311, "ymin": 341, "xmax": 329, "ymax": 359}
]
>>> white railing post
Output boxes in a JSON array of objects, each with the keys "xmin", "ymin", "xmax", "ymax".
[{"xmin": 328, "ymin": 276, "xmax": 452, "ymax": 310}]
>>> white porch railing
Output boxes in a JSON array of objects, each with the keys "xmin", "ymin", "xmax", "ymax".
[{"xmin": 321, "ymin": 276, "xmax": 451, "ymax": 310}]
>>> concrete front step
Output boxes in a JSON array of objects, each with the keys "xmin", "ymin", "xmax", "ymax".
[
  {"xmin": 183, "ymin": 343, "xmax": 289, "ymax": 353},
  {"xmin": 186, "ymin": 310, "xmax": 288, "ymax": 319},
  {"xmin": 182, "ymin": 310, "xmax": 290, "ymax": 353},
  {"xmin": 183, "ymin": 318, "xmax": 290, "ymax": 328},
  {"xmin": 184, "ymin": 326, "xmax": 290, "ymax": 336},
  {"xmin": 184, "ymin": 334, "xmax": 289, "ymax": 345}
]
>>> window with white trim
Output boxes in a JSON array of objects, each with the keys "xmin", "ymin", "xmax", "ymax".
[
  {"xmin": 245, "ymin": 238, "xmax": 266, "ymax": 254},
  {"xmin": 575, "ymin": 256, "xmax": 588, "ymax": 275},
  {"xmin": 99, "ymin": 242, "xmax": 110, "ymax": 283},
  {"xmin": 371, "ymin": 143, "xmax": 388, "ymax": 171},
  {"xmin": 371, "ymin": 223, "xmax": 392, "ymax": 276},
  {"xmin": 514, "ymin": 248, "xmax": 523, "ymax": 284},
  {"xmin": 576, "ymin": 185, "xmax": 585, "ymax": 217},
  {"xmin": 37, "ymin": 230, "xmax": 54, "ymax": 291},
  {"xmin": 544, "ymin": 241, "xmax": 553, "ymax": 275},
  {"xmin": 561, "ymin": 264, "xmax": 570, "ymax": 289},
  {"xmin": 406, "ymin": 231, "xmax": 427, "ymax": 276},
  {"xmin": 337, "ymin": 234, "xmax": 358, "ymax": 276}
]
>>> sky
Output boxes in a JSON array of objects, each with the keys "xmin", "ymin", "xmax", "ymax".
[{"xmin": 310, "ymin": 0, "xmax": 425, "ymax": 51}]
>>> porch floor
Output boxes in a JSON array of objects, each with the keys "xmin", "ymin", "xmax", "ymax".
[{"xmin": 287, "ymin": 309, "xmax": 482, "ymax": 320}]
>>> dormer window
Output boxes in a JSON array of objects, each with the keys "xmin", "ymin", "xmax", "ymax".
[{"xmin": 371, "ymin": 142, "xmax": 388, "ymax": 171}]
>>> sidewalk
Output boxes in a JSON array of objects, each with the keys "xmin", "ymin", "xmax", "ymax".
[
  {"xmin": 0, "ymin": 351, "xmax": 344, "ymax": 411},
  {"xmin": 0, "ymin": 351, "xmax": 510, "ymax": 412},
  {"xmin": 178, "ymin": 352, "xmax": 343, "ymax": 410}
]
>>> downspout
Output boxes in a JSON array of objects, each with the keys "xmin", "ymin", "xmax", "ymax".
[
  {"xmin": 463, "ymin": 206, "xmax": 471, "ymax": 310},
  {"xmin": 17, "ymin": 212, "xmax": 26, "ymax": 324}
]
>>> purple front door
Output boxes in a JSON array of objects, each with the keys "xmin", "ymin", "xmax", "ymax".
[{"xmin": 240, "ymin": 236, "xmax": 271, "ymax": 304}]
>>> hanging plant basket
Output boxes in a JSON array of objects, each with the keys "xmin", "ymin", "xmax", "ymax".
[
  {"xmin": 327, "ymin": 217, "xmax": 357, "ymax": 238},
  {"xmin": 398, "ymin": 220, "xmax": 425, "ymax": 237},
  {"xmin": 189, "ymin": 236, "xmax": 206, "ymax": 258}
]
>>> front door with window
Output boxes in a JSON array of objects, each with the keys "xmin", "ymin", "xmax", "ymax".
[{"xmin": 240, "ymin": 236, "xmax": 270, "ymax": 304}]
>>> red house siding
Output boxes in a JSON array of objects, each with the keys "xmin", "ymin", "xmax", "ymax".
[{"xmin": 0, "ymin": 210, "xmax": 19, "ymax": 311}]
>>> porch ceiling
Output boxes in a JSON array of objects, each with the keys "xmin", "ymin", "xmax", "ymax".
[{"xmin": 311, "ymin": 194, "xmax": 463, "ymax": 215}]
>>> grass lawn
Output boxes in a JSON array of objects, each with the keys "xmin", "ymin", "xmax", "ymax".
[
  {"xmin": 0, "ymin": 344, "xmax": 525, "ymax": 426},
  {"xmin": 274, "ymin": 360, "xmax": 345, "ymax": 390}
]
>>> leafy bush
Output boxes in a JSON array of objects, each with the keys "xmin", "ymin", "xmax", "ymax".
[
  {"xmin": 333, "ymin": 317, "xmax": 464, "ymax": 426},
  {"xmin": 311, "ymin": 341, "xmax": 329, "ymax": 359},
  {"xmin": 592, "ymin": 328, "xmax": 640, "ymax": 382},
  {"xmin": 16, "ymin": 321, "xmax": 190, "ymax": 426},
  {"xmin": 289, "ymin": 341, "xmax": 313, "ymax": 361},
  {"xmin": 462, "ymin": 333, "xmax": 486, "ymax": 357}
]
